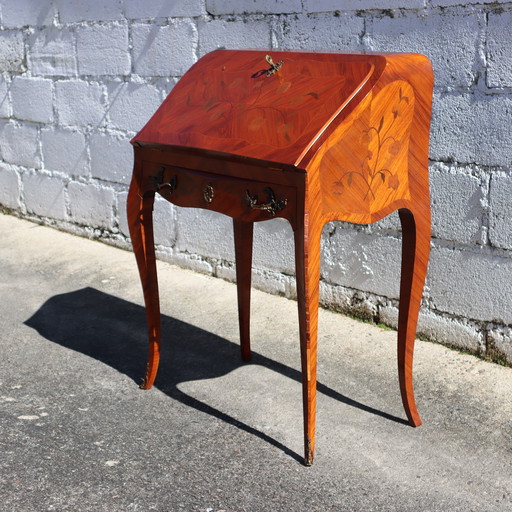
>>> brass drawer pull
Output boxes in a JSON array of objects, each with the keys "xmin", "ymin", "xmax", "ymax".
[
  {"xmin": 246, "ymin": 187, "xmax": 287, "ymax": 217},
  {"xmin": 203, "ymin": 184, "xmax": 214, "ymax": 204},
  {"xmin": 149, "ymin": 167, "xmax": 176, "ymax": 194}
]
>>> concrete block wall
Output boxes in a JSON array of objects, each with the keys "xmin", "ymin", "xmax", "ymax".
[{"xmin": 1, "ymin": 0, "xmax": 512, "ymax": 364}]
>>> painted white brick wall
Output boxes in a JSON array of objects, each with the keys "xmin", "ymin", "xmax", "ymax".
[
  {"xmin": 366, "ymin": 9, "xmax": 484, "ymax": 90},
  {"xmin": 432, "ymin": 0, "xmax": 506, "ymax": 6},
  {"xmin": 0, "ymin": 76, "xmax": 10, "ymax": 117},
  {"xmin": 198, "ymin": 18, "xmax": 271, "ymax": 54},
  {"xmin": 55, "ymin": 80, "xmax": 105, "ymax": 127},
  {"xmin": 76, "ymin": 23, "xmax": 131, "ymax": 76},
  {"xmin": 273, "ymin": 13, "xmax": 364, "ymax": 50},
  {"xmin": 488, "ymin": 174, "xmax": 512, "ymax": 250},
  {"xmin": 131, "ymin": 21, "xmax": 198, "ymax": 77},
  {"xmin": 305, "ymin": 0, "xmax": 426, "ymax": 10},
  {"xmin": 430, "ymin": 164, "xmax": 485, "ymax": 245},
  {"xmin": 0, "ymin": 122, "xmax": 40, "ymax": 168},
  {"xmin": 124, "ymin": 0, "xmax": 204, "ymax": 19},
  {"xmin": 106, "ymin": 82, "xmax": 162, "ymax": 132},
  {"xmin": 28, "ymin": 28, "xmax": 76, "ymax": 76},
  {"xmin": 42, "ymin": 127, "xmax": 88, "ymax": 177},
  {"xmin": 89, "ymin": 132, "xmax": 132, "ymax": 184},
  {"xmin": 0, "ymin": 30, "xmax": 24, "ymax": 72},
  {"xmin": 23, "ymin": 172, "xmax": 66, "ymax": 220},
  {"xmin": 206, "ymin": 0, "xmax": 302, "ymax": 15},
  {"xmin": 0, "ymin": 0, "xmax": 512, "ymax": 365},
  {"xmin": 1, "ymin": 0, "xmax": 55, "ymax": 28},
  {"xmin": 0, "ymin": 163, "xmax": 20, "ymax": 209},
  {"xmin": 486, "ymin": 11, "xmax": 512, "ymax": 88},
  {"xmin": 57, "ymin": 0, "xmax": 124, "ymax": 24},
  {"xmin": 67, "ymin": 181, "xmax": 115, "ymax": 229},
  {"xmin": 428, "ymin": 246, "xmax": 512, "ymax": 325},
  {"xmin": 11, "ymin": 77, "xmax": 54, "ymax": 123},
  {"xmin": 431, "ymin": 93, "xmax": 512, "ymax": 166}
]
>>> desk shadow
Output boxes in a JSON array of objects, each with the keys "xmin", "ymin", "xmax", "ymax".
[{"xmin": 25, "ymin": 287, "xmax": 407, "ymax": 463}]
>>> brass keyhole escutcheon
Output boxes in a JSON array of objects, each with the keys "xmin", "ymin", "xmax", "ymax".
[{"xmin": 203, "ymin": 184, "xmax": 214, "ymax": 204}]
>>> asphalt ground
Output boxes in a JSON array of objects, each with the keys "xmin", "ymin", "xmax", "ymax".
[{"xmin": 0, "ymin": 213, "xmax": 511, "ymax": 511}]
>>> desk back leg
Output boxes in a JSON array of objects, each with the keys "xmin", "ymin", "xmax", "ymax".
[
  {"xmin": 127, "ymin": 178, "xmax": 161, "ymax": 390},
  {"xmin": 397, "ymin": 206, "xmax": 430, "ymax": 426},
  {"xmin": 294, "ymin": 218, "xmax": 322, "ymax": 466},
  {"xmin": 233, "ymin": 219, "xmax": 254, "ymax": 362}
]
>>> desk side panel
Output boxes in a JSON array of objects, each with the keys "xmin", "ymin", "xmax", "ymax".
[{"xmin": 306, "ymin": 53, "xmax": 433, "ymax": 225}]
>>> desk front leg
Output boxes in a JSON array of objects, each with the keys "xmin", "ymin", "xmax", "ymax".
[
  {"xmin": 127, "ymin": 178, "xmax": 161, "ymax": 390},
  {"xmin": 233, "ymin": 219, "xmax": 254, "ymax": 362},
  {"xmin": 398, "ymin": 206, "xmax": 431, "ymax": 426},
  {"xmin": 294, "ymin": 217, "xmax": 322, "ymax": 466}
]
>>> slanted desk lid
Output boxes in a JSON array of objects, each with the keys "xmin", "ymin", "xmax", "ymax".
[{"xmin": 133, "ymin": 50, "xmax": 385, "ymax": 167}]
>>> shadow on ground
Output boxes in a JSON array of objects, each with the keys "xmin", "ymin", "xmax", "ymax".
[{"xmin": 24, "ymin": 287, "xmax": 407, "ymax": 463}]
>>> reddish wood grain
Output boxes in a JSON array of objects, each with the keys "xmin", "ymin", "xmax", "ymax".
[
  {"xmin": 233, "ymin": 219, "xmax": 254, "ymax": 362},
  {"xmin": 126, "ymin": 154, "xmax": 161, "ymax": 390},
  {"xmin": 127, "ymin": 50, "xmax": 434, "ymax": 465},
  {"xmin": 134, "ymin": 50, "xmax": 385, "ymax": 166}
]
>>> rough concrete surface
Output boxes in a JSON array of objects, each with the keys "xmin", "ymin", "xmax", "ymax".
[{"xmin": 0, "ymin": 213, "xmax": 511, "ymax": 512}]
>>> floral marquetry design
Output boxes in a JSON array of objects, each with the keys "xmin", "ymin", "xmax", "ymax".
[
  {"xmin": 181, "ymin": 68, "xmax": 343, "ymax": 148},
  {"xmin": 317, "ymin": 81, "xmax": 415, "ymax": 218},
  {"xmin": 355, "ymin": 86, "xmax": 410, "ymax": 195}
]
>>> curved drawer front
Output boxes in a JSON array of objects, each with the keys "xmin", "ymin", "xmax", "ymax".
[{"xmin": 142, "ymin": 162, "xmax": 297, "ymax": 225}]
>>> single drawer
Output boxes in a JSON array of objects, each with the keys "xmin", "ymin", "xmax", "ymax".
[{"xmin": 142, "ymin": 162, "xmax": 297, "ymax": 225}]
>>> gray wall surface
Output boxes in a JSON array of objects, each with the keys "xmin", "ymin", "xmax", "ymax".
[{"xmin": 1, "ymin": 0, "xmax": 511, "ymax": 364}]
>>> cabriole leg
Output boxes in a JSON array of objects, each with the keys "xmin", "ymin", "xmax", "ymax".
[
  {"xmin": 127, "ymin": 176, "xmax": 161, "ymax": 390},
  {"xmin": 397, "ymin": 207, "xmax": 431, "ymax": 426}
]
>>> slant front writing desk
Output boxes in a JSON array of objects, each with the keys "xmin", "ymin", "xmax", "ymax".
[{"xmin": 127, "ymin": 50, "xmax": 434, "ymax": 465}]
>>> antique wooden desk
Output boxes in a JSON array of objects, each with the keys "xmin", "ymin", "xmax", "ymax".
[{"xmin": 127, "ymin": 50, "xmax": 434, "ymax": 465}]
